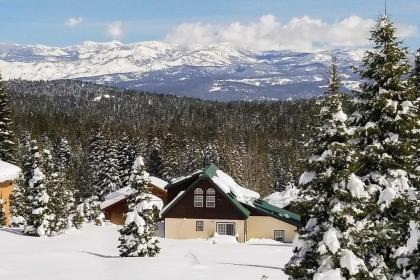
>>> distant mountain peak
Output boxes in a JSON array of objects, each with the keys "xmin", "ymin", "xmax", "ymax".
[{"xmin": 0, "ymin": 41, "xmax": 363, "ymax": 101}]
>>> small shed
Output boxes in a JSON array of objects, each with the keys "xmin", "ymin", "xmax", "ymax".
[
  {"xmin": 0, "ymin": 160, "xmax": 21, "ymax": 226},
  {"xmin": 101, "ymin": 176, "xmax": 168, "ymax": 225}
]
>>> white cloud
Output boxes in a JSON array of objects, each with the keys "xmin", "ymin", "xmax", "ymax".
[
  {"xmin": 106, "ymin": 21, "xmax": 124, "ymax": 39},
  {"xmin": 165, "ymin": 14, "xmax": 417, "ymax": 52},
  {"xmin": 65, "ymin": 17, "xmax": 83, "ymax": 28}
]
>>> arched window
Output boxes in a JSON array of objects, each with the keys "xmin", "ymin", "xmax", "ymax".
[
  {"xmin": 194, "ymin": 188, "xmax": 203, "ymax": 207},
  {"xmin": 194, "ymin": 188, "xmax": 204, "ymax": 195},
  {"xmin": 206, "ymin": 188, "xmax": 216, "ymax": 208},
  {"xmin": 206, "ymin": 188, "xmax": 215, "ymax": 195}
]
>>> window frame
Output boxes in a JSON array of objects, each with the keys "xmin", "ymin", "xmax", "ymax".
[
  {"xmin": 196, "ymin": 221, "xmax": 204, "ymax": 231},
  {"xmin": 216, "ymin": 222, "xmax": 235, "ymax": 236},
  {"xmin": 274, "ymin": 230, "xmax": 285, "ymax": 242},
  {"xmin": 206, "ymin": 195, "xmax": 215, "ymax": 208},
  {"xmin": 194, "ymin": 195, "xmax": 204, "ymax": 207}
]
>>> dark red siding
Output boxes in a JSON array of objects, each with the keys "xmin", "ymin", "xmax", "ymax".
[{"xmin": 164, "ymin": 178, "xmax": 247, "ymax": 220}]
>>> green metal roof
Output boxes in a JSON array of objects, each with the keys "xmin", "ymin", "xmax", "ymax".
[{"xmin": 248, "ymin": 199, "xmax": 301, "ymax": 226}]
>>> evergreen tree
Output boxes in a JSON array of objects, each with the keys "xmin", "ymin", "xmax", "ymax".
[
  {"xmin": 413, "ymin": 48, "xmax": 420, "ymax": 92},
  {"xmin": 202, "ymin": 142, "xmax": 220, "ymax": 168},
  {"xmin": 55, "ymin": 137, "xmax": 71, "ymax": 171},
  {"xmin": 117, "ymin": 132, "xmax": 135, "ymax": 187},
  {"xmin": 285, "ymin": 62, "xmax": 372, "ymax": 279},
  {"xmin": 146, "ymin": 137, "xmax": 164, "ymax": 178},
  {"xmin": 162, "ymin": 133, "xmax": 181, "ymax": 181},
  {"xmin": 23, "ymin": 140, "xmax": 51, "ymax": 236},
  {"xmin": 88, "ymin": 129, "xmax": 107, "ymax": 198},
  {"xmin": 98, "ymin": 137, "xmax": 122, "ymax": 200},
  {"xmin": 118, "ymin": 156, "xmax": 160, "ymax": 257},
  {"xmin": 348, "ymin": 14, "xmax": 420, "ymax": 279},
  {"xmin": 0, "ymin": 73, "xmax": 16, "ymax": 163}
]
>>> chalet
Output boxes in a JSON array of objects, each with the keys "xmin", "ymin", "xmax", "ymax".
[
  {"xmin": 101, "ymin": 176, "xmax": 168, "ymax": 225},
  {"xmin": 0, "ymin": 160, "xmax": 21, "ymax": 226},
  {"xmin": 161, "ymin": 164, "xmax": 300, "ymax": 243}
]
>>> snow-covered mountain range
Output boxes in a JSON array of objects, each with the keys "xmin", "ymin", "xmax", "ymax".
[{"xmin": 0, "ymin": 41, "xmax": 365, "ymax": 101}]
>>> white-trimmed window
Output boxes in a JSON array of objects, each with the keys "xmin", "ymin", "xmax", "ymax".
[
  {"xmin": 206, "ymin": 188, "xmax": 216, "ymax": 208},
  {"xmin": 196, "ymin": 221, "xmax": 204, "ymax": 231},
  {"xmin": 274, "ymin": 230, "xmax": 285, "ymax": 242},
  {"xmin": 194, "ymin": 188, "xmax": 204, "ymax": 207},
  {"xmin": 217, "ymin": 223, "xmax": 235, "ymax": 236}
]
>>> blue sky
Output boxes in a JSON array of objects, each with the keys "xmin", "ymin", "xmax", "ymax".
[{"xmin": 0, "ymin": 0, "xmax": 419, "ymax": 50}]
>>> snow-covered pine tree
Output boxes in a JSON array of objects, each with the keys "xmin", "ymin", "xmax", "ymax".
[
  {"xmin": 146, "ymin": 137, "xmax": 164, "ymax": 178},
  {"xmin": 88, "ymin": 129, "xmax": 107, "ymax": 198},
  {"xmin": 98, "ymin": 137, "xmax": 122, "ymax": 200},
  {"xmin": 117, "ymin": 132, "xmax": 135, "ymax": 187},
  {"xmin": 10, "ymin": 132, "xmax": 32, "ymax": 226},
  {"xmin": 55, "ymin": 137, "xmax": 71, "ymax": 171},
  {"xmin": 285, "ymin": 61, "xmax": 372, "ymax": 279},
  {"xmin": 202, "ymin": 142, "xmax": 220, "ymax": 168},
  {"xmin": 23, "ymin": 141, "xmax": 52, "ymax": 236},
  {"xmin": 0, "ymin": 73, "xmax": 16, "ymax": 163},
  {"xmin": 118, "ymin": 156, "xmax": 160, "ymax": 257},
  {"xmin": 162, "ymin": 133, "xmax": 181, "ymax": 181},
  {"xmin": 348, "ymin": 13, "xmax": 420, "ymax": 279},
  {"xmin": 180, "ymin": 137, "xmax": 201, "ymax": 174}
]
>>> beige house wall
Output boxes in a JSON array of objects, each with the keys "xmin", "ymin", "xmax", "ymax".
[
  {"xmin": 165, "ymin": 218, "xmax": 246, "ymax": 242},
  {"xmin": 0, "ymin": 181, "xmax": 14, "ymax": 226},
  {"xmin": 246, "ymin": 216, "xmax": 297, "ymax": 243}
]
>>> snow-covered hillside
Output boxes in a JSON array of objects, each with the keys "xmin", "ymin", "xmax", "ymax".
[
  {"xmin": 0, "ymin": 41, "xmax": 364, "ymax": 100},
  {"xmin": 0, "ymin": 224, "xmax": 292, "ymax": 280}
]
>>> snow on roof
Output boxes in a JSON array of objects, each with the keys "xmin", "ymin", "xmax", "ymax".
[
  {"xmin": 169, "ymin": 169, "xmax": 203, "ymax": 185},
  {"xmin": 264, "ymin": 184, "xmax": 299, "ymax": 209},
  {"xmin": 149, "ymin": 176, "xmax": 168, "ymax": 190},
  {"xmin": 0, "ymin": 160, "xmax": 21, "ymax": 182},
  {"xmin": 209, "ymin": 169, "xmax": 260, "ymax": 205},
  {"xmin": 100, "ymin": 186, "xmax": 163, "ymax": 210}
]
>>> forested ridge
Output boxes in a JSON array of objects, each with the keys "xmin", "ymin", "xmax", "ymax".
[{"xmin": 6, "ymin": 79, "xmax": 318, "ymax": 198}]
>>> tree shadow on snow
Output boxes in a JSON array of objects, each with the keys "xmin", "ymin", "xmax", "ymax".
[
  {"xmin": 219, "ymin": 263, "xmax": 281, "ymax": 270},
  {"xmin": 81, "ymin": 251, "xmax": 120, "ymax": 259},
  {"xmin": 0, "ymin": 227, "xmax": 24, "ymax": 236}
]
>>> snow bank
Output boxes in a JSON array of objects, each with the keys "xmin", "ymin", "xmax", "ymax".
[
  {"xmin": 0, "ymin": 160, "xmax": 21, "ymax": 182},
  {"xmin": 264, "ymin": 184, "xmax": 299, "ymax": 208},
  {"xmin": 209, "ymin": 232, "xmax": 238, "ymax": 244},
  {"xmin": 212, "ymin": 170, "xmax": 260, "ymax": 204}
]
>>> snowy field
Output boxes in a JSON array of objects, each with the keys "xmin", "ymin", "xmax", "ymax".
[{"xmin": 0, "ymin": 224, "xmax": 292, "ymax": 280}]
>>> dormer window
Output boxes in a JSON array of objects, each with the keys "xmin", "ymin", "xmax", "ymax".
[
  {"xmin": 206, "ymin": 188, "xmax": 216, "ymax": 208},
  {"xmin": 194, "ymin": 188, "xmax": 204, "ymax": 207}
]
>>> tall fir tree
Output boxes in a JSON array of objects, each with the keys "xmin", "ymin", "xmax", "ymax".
[
  {"xmin": 118, "ymin": 156, "xmax": 160, "ymax": 257},
  {"xmin": 23, "ymin": 140, "xmax": 52, "ymax": 236},
  {"xmin": 413, "ymin": 48, "xmax": 420, "ymax": 92},
  {"xmin": 0, "ymin": 199, "xmax": 6, "ymax": 227},
  {"xmin": 98, "ymin": 137, "xmax": 122, "ymax": 200},
  {"xmin": 202, "ymin": 142, "xmax": 220, "ymax": 168},
  {"xmin": 348, "ymin": 13, "xmax": 420, "ymax": 279},
  {"xmin": 285, "ymin": 61, "xmax": 372, "ymax": 279},
  {"xmin": 0, "ymin": 73, "xmax": 16, "ymax": 163},
  {"xmin": 146, "ymin": 137, "xmax": 164, "ymax": 178},
  {"xmin": 162, "ymin": 133, "xmax": 181, "ymax": 181},
  {"xmin": 117, "ymin": 132, "xmax": 135, "ymax": 187}
]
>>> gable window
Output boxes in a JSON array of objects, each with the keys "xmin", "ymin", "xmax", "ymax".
[
  {"xmin": 217, "ymin": 223, "xmax": 235, "ymax": 236},
  {"xmin": 196, "ymin": 221, "xmax": 204, "ymax": 231},
  {"xmin": 206, "ymin": 188, "xmax": 216, "ymax": 208},
  {"xmin": 274, "ymin": 230, "xmax": 285, "ymax": 242},
  {"xmin": 194, "ymin": 188, "xmax": 204, "ymax": 207}
]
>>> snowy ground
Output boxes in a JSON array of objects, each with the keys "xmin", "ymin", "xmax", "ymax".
[{"xmin": 0, "ymin": 224, "xmax": 292, "ymax": 280}]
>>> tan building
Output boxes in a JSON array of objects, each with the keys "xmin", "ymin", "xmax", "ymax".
[
  {"xmin": 161, "ymin": 164, "xmax": 300, "ymax": 243},
  {"xmin": 101, "ymin": 176, "xmax": 168, "ymax": 225},
  {"xmin": 0, "ymin": 160, "xmax": 21, "ymax": 226}
]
